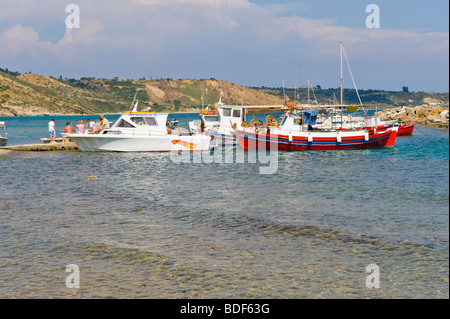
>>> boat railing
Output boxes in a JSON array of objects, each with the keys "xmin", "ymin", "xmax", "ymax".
[{"xmin": 101, "ymin": 128, "xmax": 166, "ymax": 136}]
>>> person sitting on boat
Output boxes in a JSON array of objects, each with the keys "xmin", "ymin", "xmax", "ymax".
[
  {"xmin": 99, "ymin": 114, "xmax": 110, "ymax": 128},
  {"xmin": 62, "ymin": 122, "xmax": 75, "ymax": 142},
  {"xmin": 86, "ymin": 119, "xmax": 96, "ymax": 133},
  {"xmin": 76, "ymin": 120, "xmax": 85, "ymax": 133},
  {"xmin": 63, "ymin": 122, "xmax": 75, "ymax": 134},
  {"xmin": 93, "ymin": 115, "xmax": 110, "ymax": 134},
  {"xmin": 167, "ymin": 122, "xmax": 173, "ymax": 134}
]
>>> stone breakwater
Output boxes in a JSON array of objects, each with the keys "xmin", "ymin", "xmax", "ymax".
[
  {"xmin": 376, "ymin": 105, "xmax": 449, "ymax": 129},
  {"xmin": 0, "ymin": 142, "xmax": 79, "ymax": 152}
]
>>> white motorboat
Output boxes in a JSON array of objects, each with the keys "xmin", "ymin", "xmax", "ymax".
[
  {"xmin": 0, "ymin": 121, "xmax": 7, "ymax": 146},
  {"xmin": 67, "ymin": 111, "xmax": 211, "ymax": 152},
  {"xmin": 189, "ymin": 99, "xmax": 238, "ymax": 146}
]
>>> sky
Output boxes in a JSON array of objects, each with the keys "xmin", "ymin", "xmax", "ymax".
[{"xmin": 0, "ymin": 0, "xmax": 448, "ymax": 92}]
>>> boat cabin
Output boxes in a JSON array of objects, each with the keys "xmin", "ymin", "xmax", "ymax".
[
  {"xmin": 279, "ymin": 109, "xmax": 319, "ymax": 131},
  {"xmin": 103, "ymin": 111, "xmax": 170, "ymax": 135},
  {"xmin": 216, "ymin": 105, "xmax": 244, "ymax": 130}
]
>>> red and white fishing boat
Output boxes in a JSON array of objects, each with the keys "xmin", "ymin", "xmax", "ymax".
[
  {"xmin": 366, "ymin": 118, "xmax": 415, "ymax": 136},
  {"xmin": 236, "ymin": 107, "xmax": 398, "ymax": 151},
  {"xmin": 319, "ymin": 114, "xmax": 415, "ymax": 136}
]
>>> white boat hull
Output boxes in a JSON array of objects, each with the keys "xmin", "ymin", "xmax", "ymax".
[{"xmin": 67, "ymin": 134, "xmax": 211, "ymax": 152}]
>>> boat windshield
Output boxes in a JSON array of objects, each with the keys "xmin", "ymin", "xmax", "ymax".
[
  {"xmin": 204, "ymin": 115, "xmax": 219, "ymax": 122},
  {"xmin": 293, "ymin": 118, "xmax": 302, "ymax": 125},
  {"xmin": 129, "ymin": 116, "xmax": 158, "ymax": 126},
  {"xmin": 222, "ymin": 108, "xmax": 231, "ymax": 117},
  {"xmin": 116, "ymin": 119, "xmax": 135, "ymax": 128}
]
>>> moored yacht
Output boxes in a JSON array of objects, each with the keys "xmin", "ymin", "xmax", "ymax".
[{"xmin": 67, "ymin": 111, "xmax": 211, "ymax": 152}]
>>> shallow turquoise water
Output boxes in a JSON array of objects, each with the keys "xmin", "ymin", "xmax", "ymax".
[{"xmin": 0, "ymin": 115, "xmax": 448, "ymax": 298}]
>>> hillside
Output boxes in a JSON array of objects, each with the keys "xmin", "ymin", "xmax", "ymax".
[
  {"xmin": 0, "ymin": 72, "xmax": 125, "ymax": 116},
  {"xmin": 0, "ymin": 72, "xmax": 284, "ymax": 116},
  {"xmin": 0, "ymin": 69, "xmax": 448, "ymax": 116}
]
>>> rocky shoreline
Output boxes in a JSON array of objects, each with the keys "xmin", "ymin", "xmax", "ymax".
[
  {"xmin": 0, "ymin": 105, "xmax": 69, "ymax": 117},
  {"xmin": 376, "ymin": 105, "xmax": 449, "ymax": 129}
]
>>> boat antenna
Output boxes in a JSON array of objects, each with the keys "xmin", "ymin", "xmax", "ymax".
[
  {"xmin": 201, "ymin": 83, "xmax": 205, "ymax": 110},
  {"xmin": 218, "ymin": 91, "xmax": 223, "ymax": 106},
  {"xmin": 310, "ymin": 82, "xmax": 318, "ymax": 104},
  {"xmin": 130, "ymin": 89, "xmax": 139, "ymax": 111}
]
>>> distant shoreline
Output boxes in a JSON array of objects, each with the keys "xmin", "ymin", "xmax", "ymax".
[{"xmin": 0, "ymin": 111, "xmax": 201, "ymax": 118}]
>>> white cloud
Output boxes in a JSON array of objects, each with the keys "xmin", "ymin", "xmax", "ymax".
[
  {"xmin": 276, "ymin": 15, "xmax": 449, "ymax": 59},
  {"xmin": 0, "ymin": 24, "xmax": 42, "ymax": 58},
  {"xmin": 0, "ymin": 0, "xmax": 447, "ymax": 91}
]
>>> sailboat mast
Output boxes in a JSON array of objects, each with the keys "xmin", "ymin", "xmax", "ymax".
[
  {"xmin": 307, "ymin": 77, "xmax": 310, "ymax": 104},
  {"xmin": 295, "ymin": 67, "xmax": 298, "ymax": 102},
  {"xmin": 340, "ymin": 41, "xmax": 343, "ymax": 106}
]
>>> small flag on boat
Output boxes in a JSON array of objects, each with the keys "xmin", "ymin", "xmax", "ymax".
[{"xmin": 346, "ymin": 105, "xmax": 360, "ymax": 112}]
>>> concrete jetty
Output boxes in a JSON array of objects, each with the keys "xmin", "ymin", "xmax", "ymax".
[{"xmin": 0, "ymin": 142, "xmax": 80, "ymax": 152}]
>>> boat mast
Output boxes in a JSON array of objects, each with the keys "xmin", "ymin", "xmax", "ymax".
[
  {"xmin": 340, "ymin": 41, "xmax": 343, "ymax": 106},
  {"xmin": 201, "ymin": 83, "xmax": 205, "ymax": 111},
  {"xmin": 307, "ymin": 77, "xmax": 310, "ymax": 105}
]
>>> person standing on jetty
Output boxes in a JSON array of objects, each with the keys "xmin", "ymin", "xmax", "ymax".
[{"xmin": 48, "ymin": 119, "xmax": 56, "ymax": 143}]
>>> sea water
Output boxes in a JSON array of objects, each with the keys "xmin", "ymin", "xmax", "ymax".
[{"xmin": 0, "ymin": 114, "xmax": 448, "ymax": 298}]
